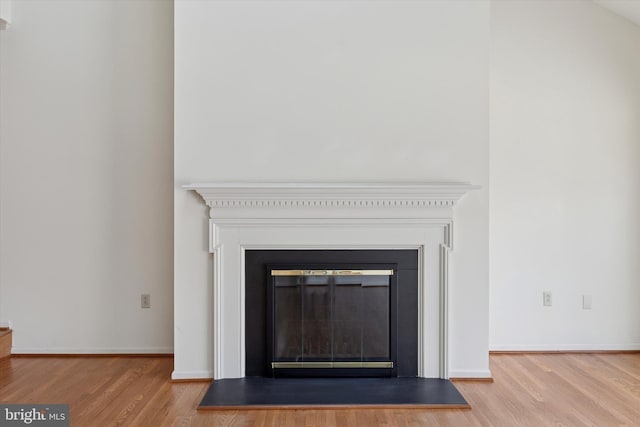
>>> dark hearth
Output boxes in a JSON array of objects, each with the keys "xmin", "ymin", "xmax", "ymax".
[{"xmin": 198, "ymin": 377, "xmax": 469, "ymax": 409}]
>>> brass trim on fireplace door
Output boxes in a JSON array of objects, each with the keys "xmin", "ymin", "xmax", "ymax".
[
  {"xmin": 271, "ymin": 269, "xmax": 394, "ymax": 276},
  {"xmin": 271, "ymin": 361, "xmax": 394, "ymax": 369}
]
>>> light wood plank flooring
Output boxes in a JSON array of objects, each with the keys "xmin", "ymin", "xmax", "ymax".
[{"xmin": 1, "ymin": 353, "xmax": 639, "ymax": 426}]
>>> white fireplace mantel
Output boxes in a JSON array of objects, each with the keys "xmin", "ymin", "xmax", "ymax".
[
  {"xmin": 183, "ymin": 181, "xmax": 478, "ymax": 209},
  {"xmin": 182, "ymin": 182, "xmax": 479, "ymax": 380}
]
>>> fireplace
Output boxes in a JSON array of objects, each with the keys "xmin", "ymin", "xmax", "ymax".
[{"xmin": 181, "ymin": 182, "xmax": 478, "ymax": 380}]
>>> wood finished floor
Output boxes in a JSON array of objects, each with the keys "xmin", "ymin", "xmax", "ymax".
[{"xmin": 1, "ymin": 353, "xmax": 639, "ymax": 426}]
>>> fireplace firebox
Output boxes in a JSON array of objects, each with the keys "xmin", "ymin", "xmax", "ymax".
[{"xmin": 245, "ymin": 250, "xmax": 418, "ymax": 378}]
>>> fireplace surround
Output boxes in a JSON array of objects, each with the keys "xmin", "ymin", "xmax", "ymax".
[
  {"xmin": 245, "ymin": 249, "xmax": 420, "ymax": 378},
  {"xmin": 183, "ymin": 182, "xmax": 478, "ymax": 380}
]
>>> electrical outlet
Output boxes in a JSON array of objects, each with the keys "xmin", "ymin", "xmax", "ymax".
[
  {"xmin": 582, "ymin": 294, "xmax": 592, "ymax": 310},
  {"xmin": 141, "ymin": 294, "xmax": 151, "ymax": 309},
  {"xmin": 543, "ymin": 291, "xmax": 552, "ymax": 307}
]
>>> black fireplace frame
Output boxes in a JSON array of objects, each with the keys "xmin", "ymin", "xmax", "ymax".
[{"xmin": 245, "ymin": 250, "xmax": 419, "ymax": 378}]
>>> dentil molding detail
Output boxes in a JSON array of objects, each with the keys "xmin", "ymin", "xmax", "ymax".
[{"xmin": 183, "ymin": 182, "xmax": 480, "ymax": 218}]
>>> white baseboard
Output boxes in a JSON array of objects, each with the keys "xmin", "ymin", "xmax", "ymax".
[
  {"xmin": 448, "ymin": 369, "xmax": 493, "ymax": 379},
  {"xmin": 490, "ymin": 343, "xmax": 640, "ymax": 352},
  {"xmin": 11, "ymin": 347, "xmax": 174, "ymax": 354},
  {"xmin": 171, "ymin": 370, "xmax": 214, "ymax": 380}
]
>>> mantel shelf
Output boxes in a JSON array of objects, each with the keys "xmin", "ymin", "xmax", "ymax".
[{"xmin": 183, "ymin": 182, "xmax": 480, "ymax": 212}]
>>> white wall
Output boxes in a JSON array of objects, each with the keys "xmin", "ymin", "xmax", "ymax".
[
  {"xmin": 175, "ymin": 0, "xmax": 490, "ymax": 378},
  {"xmin": 0, "ymin": 1, "xmax": 174, "ymax": 353},
  {"xmin": 3, "ymin": 0, "xmax": 632, "ymax": 370},
  {"xmin": 490, "ymin": 0, "xmax": 640, "ymax": 350}
]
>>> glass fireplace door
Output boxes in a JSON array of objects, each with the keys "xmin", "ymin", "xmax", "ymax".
[{"xmin": 271, "ymin": 269, "xmax": 393, "ymax": 369}]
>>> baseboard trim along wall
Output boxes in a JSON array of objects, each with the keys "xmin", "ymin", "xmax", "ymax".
[
  {"xmin": 12, "ymin": 354, "xmax": 174, "ymax": 358},
  {"xmin": 447, "ymin": 369, "xmax": 493, "ymax": 379},
  {"xmin": 171, "ymin": 370, "xmax": 215, "ymax": 381},
  {"xmin": 490, "ymin": 344, "xmax": 640, "ymax": 352},
  {"xmin": 171, "ymin": 377, "xmax": 214, "ymax": 383},
  {"xmin": 11, "ymin": 347, "xmax": 174, "ymax": 355},
  {"xmin": 451, "ymin": 377, "xmax": 494, "ymax": 382}
]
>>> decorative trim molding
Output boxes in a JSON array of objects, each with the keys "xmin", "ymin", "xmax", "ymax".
[
  {"xmin": 11, "ymin": 347, "xmax": 174, "ymax": 354},
  {"xmin": 439, "ymin": 244, "xmax": 450, "ymax": 379},
  {"xmin": 184, "ymin": 182, "xmax": 479, "ymax": 380},
  {"xmin": 489, "ymin": 344, "xmax": 640, "ymax": 352},
  {"xmin": 183, "ymin": 182, "xmax": 480, "ymax": 218},
  {"xmin": 448, "ymin": 370, "xmax": 493, "ymax": 379},
  {"xmin": 171, "ymin": 377, "xmax": 214, "ymax": 383},
  {"xmin": 171, "ymin": 370, "xmax": 215, "ymax": 381},
  {"xmin": 206, "ymin": 199, "xmax": 458, "ymax": 209},
  {"xmin": 12, "ymin": 354, "xmax": 174, "ymax": 358}
]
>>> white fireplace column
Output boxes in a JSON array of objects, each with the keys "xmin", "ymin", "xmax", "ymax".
[{"xmin": 183, "ymin": 182, "xmax": 478, "ymax": 380}]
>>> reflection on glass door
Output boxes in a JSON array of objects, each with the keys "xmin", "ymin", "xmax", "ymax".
[{"xmin": 272, "ymin": 270, "xmax": 391, "ymax": 365}]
